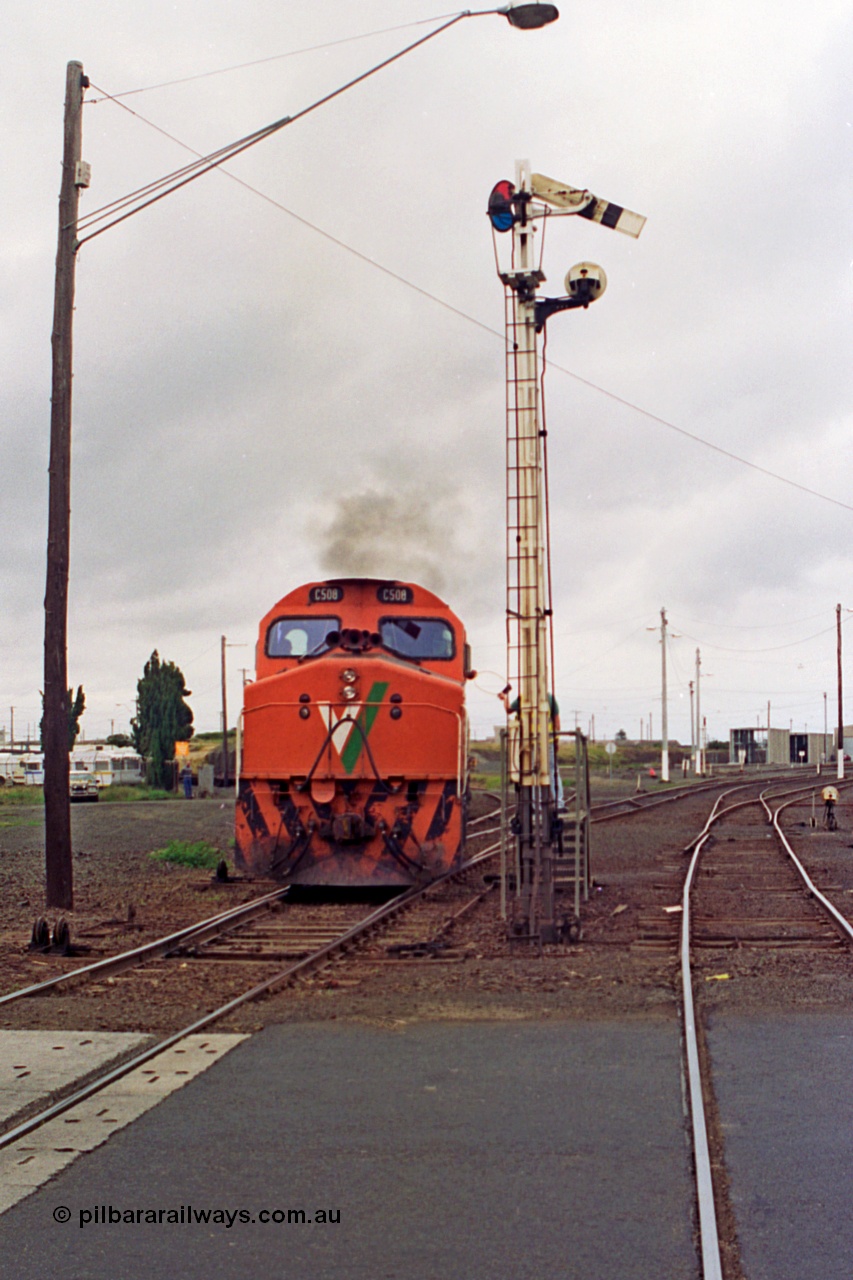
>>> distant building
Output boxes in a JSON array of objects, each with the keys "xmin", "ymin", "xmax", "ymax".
[
  {"xmin": 765, "ymin": 727, "xmax": 831, "ymax": 767},
  {"xmin": 730, "ymin": 728, "xmax": 765, "ymax": 765}
]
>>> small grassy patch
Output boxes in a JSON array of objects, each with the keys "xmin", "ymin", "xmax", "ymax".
[
  {"xmin": 0, "ymin": 786, "xmax": 43, "ymax": 806},
  {"xmin": 101, "ymin": 785, "xmax": 172, "ymax": 803},
  {"xmin": 149, "ymin": 840, "xmax": 222, "ymax": 869},
  {"xmin": 471, "ymin": 773, "xmax": 502, "ymax": 791}
]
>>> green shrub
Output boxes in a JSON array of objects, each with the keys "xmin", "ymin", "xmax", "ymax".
[{"xmin": 149, "ymin": 840, "xmax": 221, "ymax": 869}]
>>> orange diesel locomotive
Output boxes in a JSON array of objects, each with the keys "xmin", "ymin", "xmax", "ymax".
[{"xmin": 235, "ymin": 579, "xmax": 472, "ymax": 887}]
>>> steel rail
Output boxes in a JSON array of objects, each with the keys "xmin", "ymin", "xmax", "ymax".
[
  {"xmin": 679, "ymin": 787, "xmax": 738, "ymax": 1280},
  {"xmin": 592, "ymin": 782, "xmax": 723, "ymax": 822},
  {"xmin": 0, "ymin": 806, "xmax": 502, "ymax": 1008},
  {"xmin": 771, "ymin": 796, "xmax": 853, "ymax": 943},
  {"xmin": 0, "ymin": 839, "xmax": 501, "ymax": 1151},
  {"xmin": 678, "ymin": 776, "xmax": 853, "ymax": 1278},
  {"xmin": 680, "ymin": 779, "xmax": 823, "ymax": 853},
  {"xmin": 591, "ymin": 777, "xmax": 723, "ymax": 815},
  {"xmin": 0, "ymin": 886, "xmax": 292, "ymax": 1007},
  {"xmin": 592, "ymin": 767, "xmax": 826, "ymax": 822}
]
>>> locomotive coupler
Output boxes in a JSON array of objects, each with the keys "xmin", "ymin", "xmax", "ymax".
[{"xmin": 317, "ymin": 813, "xmax": 376, "ymax": 844}]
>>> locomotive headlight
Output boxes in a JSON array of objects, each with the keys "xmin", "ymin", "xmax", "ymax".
[
  {"xmin": 341, "ymin": 685, "xmax": 358, "ymax": 701},
  {"xmin": 341, "ymin": 669, "xmax": 357, "ymax": 684}
]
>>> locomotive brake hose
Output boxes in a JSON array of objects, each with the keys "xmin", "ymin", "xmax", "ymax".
[
  {"xmin": 381, "ymin": 830, "xmax": 427, "ymax": 876},
  {"xmin": 300, "ymin": 713, "xmax": 390, "ymax": 793}
]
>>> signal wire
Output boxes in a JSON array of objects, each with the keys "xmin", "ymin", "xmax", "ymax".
[
  {"xmin": 77, "ymin": 13, "xmax": 470, "ymax": 247},
  {"xmin": 86, "ymin": 13, "xmax": 470, "ymax": 102},
  {"xmin": 81, "ymin": 87, "xmax": 853, "ymax": 517}
]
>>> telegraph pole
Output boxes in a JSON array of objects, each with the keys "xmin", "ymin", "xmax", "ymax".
[
  {"xmin": 649, "ymin": 608, "xmax": 670, "ymax": 782},
  {"xmin": 694, "ymin": 648, "xmax": 702, "ymax": 775},
  {"xmin": 44, "ymin": 61, "xmax": 88, "ymax": 910},
  {"xmin": 660, "ymin": 609, "xmax": 669, "ymax": 782},
  {"xmin": 221, "ymin": 635, "xmax": 230, "ymax": 788},
  {"xmin": 837, "ymin": 603, "xmax": 844, "ymax": 780}
]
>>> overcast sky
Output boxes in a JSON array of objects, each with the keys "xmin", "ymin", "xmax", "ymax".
[{"xmin": 3, "ymin": 0, "xmax": 852, "ymax": 748}]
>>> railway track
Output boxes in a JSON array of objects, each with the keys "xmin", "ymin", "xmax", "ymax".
[
  {"xmin": 0, "ymin": 809, "xmax": 503, "ymax": 1152},
  {"xmin": 678, "ymin": 779, "xmax": 853, "ymax": 1280},
  {"xmin": 4, "ymin": 774, "xmax": 849, "ymax": 1273},
  {"xmin": 587, "ymin": 767, "xmax": 810, "ymax": 823}
]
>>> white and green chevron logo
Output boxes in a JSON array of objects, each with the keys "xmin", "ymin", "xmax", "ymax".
[{"xmin": 322, "ymin": 681, "xmax": 389, "ymax": 774}]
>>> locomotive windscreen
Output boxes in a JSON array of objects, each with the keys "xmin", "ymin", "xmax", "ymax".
[
  {"xmin": 267, "ymin": 616, "xmax": 339, "ymax": 657},
  {"xmin": 379, "ymin": 617, "xmax": 455, "ymax": 660}
]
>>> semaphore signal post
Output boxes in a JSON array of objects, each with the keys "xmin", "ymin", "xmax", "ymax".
[{"xmin": 489, "ymin": 160, "xmax": 645, "ymax": 944}]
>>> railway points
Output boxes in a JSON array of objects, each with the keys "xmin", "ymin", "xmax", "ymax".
[{"xmin": 1, "ymin": 773, "xmax": 852, "ymax": 1279}]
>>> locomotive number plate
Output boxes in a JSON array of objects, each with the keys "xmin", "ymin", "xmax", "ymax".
[
  {"xmin": 309, "ymin": 585, "xmax": 344, "ymax": 603},
  {"xmin": 377, "ymin": 585, "xmax": 413, "ymax": 604}
]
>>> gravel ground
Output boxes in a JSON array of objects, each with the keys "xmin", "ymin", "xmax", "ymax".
[{"xmin": 2, "ymin": 786, "xmax": 852, "ymax": 1034}]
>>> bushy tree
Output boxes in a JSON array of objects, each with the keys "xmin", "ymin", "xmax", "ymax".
[
  {"xmin": 131, "ymin": 651, "xmax": 193, "ymax": 790},
  {"xmin": 40, "ymin": 685, "xmax": 85, "ymax": 752}
]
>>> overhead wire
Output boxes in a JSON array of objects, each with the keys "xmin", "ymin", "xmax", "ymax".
[
  {"xmin": 79, "ymin": 73, "xmax": 853, "ymax": 515},
  {"xmin": 85, "ymin": 13, "xmax": 468, "ymax": 102},
  {"xmin": 77, "ymin": 12, "xmax": 470, "ymax": 247},
  {"xmin": 76, "ymin": 42, "xmax": 850, "ymax": 517},
  {"xmin": 675, "ymin": 622, "xmax": 840, "ymax": 655}
]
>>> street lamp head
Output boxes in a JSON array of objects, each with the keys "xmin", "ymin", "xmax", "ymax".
[{"xmin": 499, "ymin": 4, "xmax": 560, "ymax": 28}]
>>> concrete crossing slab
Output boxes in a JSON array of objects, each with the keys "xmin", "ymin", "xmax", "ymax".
[
  {"xmin": 0, "ymin": 1030, "xmax": 148, "ymax": 1123},
  {"xmin": 0, "ymin": 1032, "xmax": 247, "ymax": 1216}
]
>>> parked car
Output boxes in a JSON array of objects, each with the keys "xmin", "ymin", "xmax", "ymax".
[{"xmin": 69, "ymin": 771, "xmax": 99, "ymax": 802}]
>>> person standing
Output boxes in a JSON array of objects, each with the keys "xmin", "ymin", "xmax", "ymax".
[{"xmin": 498, "ymin": 686, "xmax": 564, "ymax": 808}]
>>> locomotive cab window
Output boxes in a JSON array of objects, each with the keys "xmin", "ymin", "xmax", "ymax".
[
  {"xmin": 379, "ymin": 617, "xmax": 455, "ymax": 660},
  {"xmin": 267, "ymin": 616, "xmax": 339, "ymax": 658}
]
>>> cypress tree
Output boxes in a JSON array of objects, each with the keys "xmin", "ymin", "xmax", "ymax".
[{"xmin": 131, "ymin": 651, "xmax": 193, "ymax": 790}]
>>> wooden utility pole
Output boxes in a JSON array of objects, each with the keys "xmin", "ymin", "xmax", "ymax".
[
  {"xmin": 221, "ymin": 635, "xmax": 229, "ymax": 788},
  {"xmin": 659, "ymin": 607, "xmax": 670, "ymax": 782},
  {"xmin": 44, "ymin": 62, "xmax": 87, "ymax": 910},
  {"xmin": 837, "ymin": 603, "xmax": 844, "ymax": 781}
]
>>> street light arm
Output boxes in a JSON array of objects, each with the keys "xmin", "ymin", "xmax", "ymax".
[
  {"xmin": 77, "ymin": 12, "xmax": 472, "ymax": 247},
  {"xmin": 77, "ymin": 7, "xmax": 558, "ymax": 247}
]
